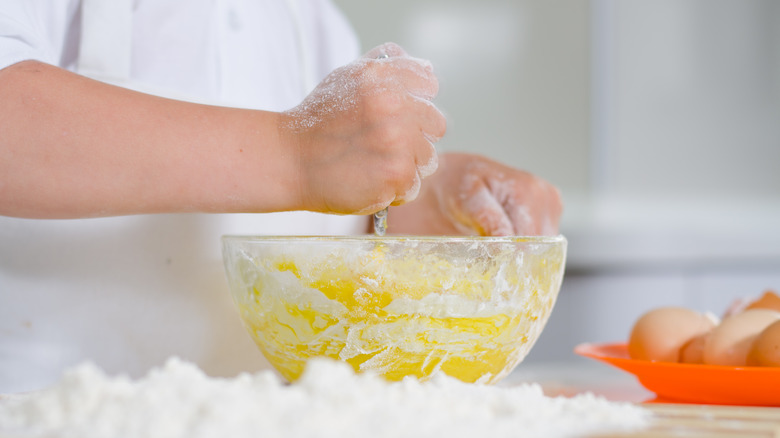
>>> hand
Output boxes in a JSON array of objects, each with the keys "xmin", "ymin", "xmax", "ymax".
[
  {"xmin": 389, "ymin": 153, "xmax": 562, "ymax": 236},
  {"xmin": 279, "ymin": 43, "xmax": 445, "ymax": 215}
]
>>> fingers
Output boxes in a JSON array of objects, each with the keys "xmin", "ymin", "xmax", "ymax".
[
  {"xmin": 513, "ymin": 180, "xmax": 561, "ymax": 235},
  {"xmin": 413, "ymin": 97, "xmax": 447, "ymax": 143},
  {"xmin": 363, "ymin": 42, "xmax": 408, "ymax": 59},
  {"xmin": 417, "ymin": 145, "xmax": 439, "ymax": 179},
  {"xmin": 385, "ymin": 140, "xmax": 432, "ymax": 206},
  {"xmin": 390, "ymin": 98, "xmax": 442, "ymax": 204},
  {"xmin": 405, "ymin": 96, "xmax": 443, "ymax": 172},
  {"xmin": 486, "ymin": 176, "xmax": 562, "ymax": 236},
  {"xmin": 363, "ymin": 44, "xmax": 443, "ymax": 207},
  {"xmin": 361, "ymin": 43, "xmax": 439, "ymax": 101},
  {"xmin": 386, "ymin": 58, "xmax": 438, "ymax": 100},
  {"xmin": 392, "ymin": 172, "xmax": 421, "ymax": 205},
  {"xmin": 463, "ymin": 183, "xmax": 515, "ymax": 236},
  {"xmin": 435, "ymin": 155, "xmax": 562, "ymax": 237},
  {"xmin": 286, "ymin": 42, "xmax": 446, "ymax": 215}
]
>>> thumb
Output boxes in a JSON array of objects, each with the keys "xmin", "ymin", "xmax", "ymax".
[{"xmin": 363, "ymin": 42, "xmax": 407, "ymax": 59}]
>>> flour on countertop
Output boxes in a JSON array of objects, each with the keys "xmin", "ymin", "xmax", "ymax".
[{"xmin": 0, "ymin": 358, "xmax": 650, "ymax": 438}]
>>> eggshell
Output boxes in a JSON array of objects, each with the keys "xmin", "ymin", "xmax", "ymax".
[
  {"xmin": 703, "ymin": 309, "xmax": 780, "ymax": 366},
  {"xmin": 747, "ymin": 319, "xmax": 780, "ymax": 367},
  {"xmin": 628, "ymin": 307, "xmax": 716, "ymax": 362},
  {"xmin": 745, "ymin": 290, "xmax": 780, "ymax": 313},
  {"xmin": 724, "ymin": 290, "xmax": 780, "ymax": 318},
  {"xmin": 680, "ymin": 333, "xmax": 709, "ymax": 364}
]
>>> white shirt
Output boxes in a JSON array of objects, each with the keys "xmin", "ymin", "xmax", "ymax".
[{"xmin": 0, "ymin": 0, "xmax": 366, "ymax": 393}]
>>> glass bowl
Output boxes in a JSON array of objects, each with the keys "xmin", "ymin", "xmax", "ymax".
[{"xmin": 222, "ymin": 235, "xmax": 567, "ymax": 384}]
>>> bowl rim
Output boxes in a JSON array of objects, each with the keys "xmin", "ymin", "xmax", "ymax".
[{"xmin": 222, "ymin": 234, "xmax": 566, "ymax": 244}]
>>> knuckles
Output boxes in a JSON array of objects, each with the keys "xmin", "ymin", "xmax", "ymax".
[
  {"xmin": 382, "ymin": 154, "xmax": 418, "ymax": 188},
  {"xmin": 363, "ymin": 89, "xmax": 405, "ymax": 117}
]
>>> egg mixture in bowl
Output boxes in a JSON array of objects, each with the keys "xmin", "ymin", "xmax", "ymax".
[{"xmin": 222, "ymin": 235, "xmax": 567, "ymax": 384}]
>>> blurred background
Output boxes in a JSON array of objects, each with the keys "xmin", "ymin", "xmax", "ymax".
[{"xmin": 334, "ymin": 0, "xmax": 780, "ymax": 363}]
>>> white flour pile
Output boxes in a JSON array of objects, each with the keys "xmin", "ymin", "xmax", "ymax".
[{"xmin": 0, "ymin": 358, "xmax": 649, "ymax": 438}]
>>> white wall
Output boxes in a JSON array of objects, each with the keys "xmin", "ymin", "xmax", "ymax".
[
  {"xmin": 597, "ymin": 0, "xmax": 780, "ymax": 198},
  {"xmin": 334, "ymin": 0, "xmax": 592, "ymax": 192}
]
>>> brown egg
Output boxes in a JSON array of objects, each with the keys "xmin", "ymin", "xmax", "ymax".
[
  {"xmin": 628, "ymin": 307, "xmax": 717, "ymax": 362},
  {"xmin": 680, "ymin": 333, "xmax": 709, "ymax": 364},
  {"xmin": 747, "ymin": 319, "xmax": 780, "ymax": 367},
  {"xmin": 703, "ymin": 309, "xmax": 780, "ymax": 366},
  {"xmin": 745, "ymin": 290, "xmax": 780, "ymax": 313}
]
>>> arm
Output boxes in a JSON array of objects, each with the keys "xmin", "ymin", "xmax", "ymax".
[
  {"xmin": 0, "ymin": 43, "xmax": 444, "ymax": 219},
  {"xmin": 0, "ymin": 60, "xmax": 295, "ymax": 218}
]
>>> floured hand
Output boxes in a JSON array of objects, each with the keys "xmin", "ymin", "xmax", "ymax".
[
  {"xmin": 389, "ymin": 153, "xmax": 562, "ymax": 236},
  {"xmin": 279, "ymin": 43, "xmax": 445, "ymax": 215}
]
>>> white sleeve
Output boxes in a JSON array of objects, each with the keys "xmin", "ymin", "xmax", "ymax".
[{"xmin": 0, "ymin": 2, "xmax": 54, "ymax": 71}]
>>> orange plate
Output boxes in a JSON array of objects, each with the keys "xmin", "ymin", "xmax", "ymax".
[{"xmin": 574, "ymin": 342, "xmax": 780, "ymax": 406}]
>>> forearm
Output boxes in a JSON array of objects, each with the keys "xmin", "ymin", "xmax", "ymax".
[{"xmin": 0, "ymin": 60, "xmax": 300, "ymax": 218}]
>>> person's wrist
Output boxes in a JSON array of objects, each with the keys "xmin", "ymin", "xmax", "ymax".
[
  {"xmin": 211, "ymin": 108, "xmax": 305, "ymax": 214},
  {"xmin": 274, "ymin": 111, "xmax": 308, "ymax": 212}
]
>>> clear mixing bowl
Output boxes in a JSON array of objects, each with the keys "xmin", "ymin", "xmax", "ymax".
[{"xmin": 222, "ymin": 235, "xmax": 567, "ymax": 384}]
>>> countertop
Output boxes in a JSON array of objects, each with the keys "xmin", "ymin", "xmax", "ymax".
[
  {"xmin": 504, "ymin": 360, "xmax": 655, "ymax": 402},
  {"xmin": 505, "ymin": 361, "xmax": 780, "ymax": 437}
]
